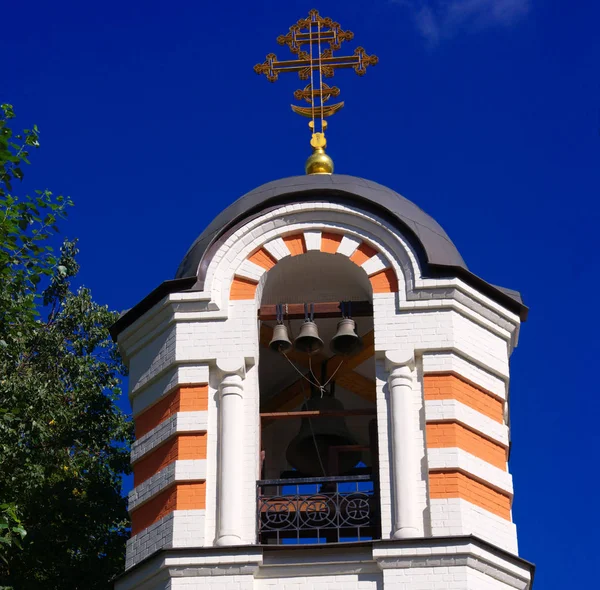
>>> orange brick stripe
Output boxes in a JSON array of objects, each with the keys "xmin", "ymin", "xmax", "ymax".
[
  {"xmin": 424, "ymin": 374, "xmax": 504, "ymax": 423},
  {"xmin": 426, "ymin": 422, "xmax": 507, "ymax": 470},
  {"xmin": 130, "ymin": 482, "xmax": 206, "ymax": 535},
  {"xmin": 249, "ymin": 247, "xmax": 277, "ymax": 270},
  {"xmin": 283, "ymin": 233, "xmax": 307, "ymax": 256},
  {"xmin": 369, "ymin": 268, "xmax": 398, "ymax": 293},
  {"xmin": 320, "ymin": 232, "xmax": 343, "ymax": 254},
  {"xmin": 349, "ymin": 242, "xmax": 378, "ymax": 266},
  {"xmin": 230, "ymin": 276, "xmax": 259, "ymax": 300},
  {"xmin": 429, "ymin": 471, "xmax": 511, "ymax": 520},
  {"xmin": 133, "ymin": 434, "xmax": 207, "ymax": 486},
  {"xmin": 135, "ymin": 385, "xmax": 208, "ymax": 438}
]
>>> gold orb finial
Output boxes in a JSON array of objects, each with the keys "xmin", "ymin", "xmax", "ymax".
[
  {"xmin": 305, "ymin": 131, "xmax": 333, "ymax": 175},
  {"xmin": 305, "ymin": 147, "xmax": 334, "ymax": 175}
]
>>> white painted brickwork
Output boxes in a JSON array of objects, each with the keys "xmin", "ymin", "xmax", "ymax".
[
  {"xmin": 204, "ymin": 379, "xmax": 218, "ymax": 546},
  {"xmin": 126, "ymin": 510, "xmax": 208, "ymax": 570},
  {"xmin": 430, "ymin": 498, "xmax": 518, "ymax": 554},
  {"xmin": 375, "ymin": 360, "xmax": 393, "ymax": 539},
  {"xmin": 361, "ymin": 253, "xmax": 389, "ymax": 277},
  {"xmin": 424, "ymin": 400, "xmax": 509, "ymax": 447},
  {"xmin": 131, "ymin": 365, "xmax": 210, "ymax": 417},
  {"xmin": 125, "ymin": 512, "xmax": 175, "ymax": 570},
  {"xmin": 130, "ymin": 411, "xmax": 208, "ymax": 463},
  {"xmin": 236, "ymin": 259, "xmax": 267, "ymax": 282},
  {"xmin": 382, "ymin": 565, "xmax": 470, "ymax": 588},
  {"xmin": 262, "ymin": 237, "xmax": 291, "ymax": 261},
  {"xmin": 129, "ymin": 326, "xmax": 177, "ymax": 395},
  {"xmin": 372, "ymin": 297, "xmax": 510, "ymax": 381},
  {"xmin": 427, "ymin": 448, "xmax": 512, "ymax": 495},
  {"xmin": 128, "ymin": 460, "xmax": 207, "ymax": 511},
  {"xmin": 337, "ymin": 234, "xmax": 361, "ymax": 257},
  {"xmin": 255, "ymin": 573, "xmax": 381, "ymax": 590},
  {"xmin": 422, "ymin": 351, "xmax": 507, "ymax": 400},
  {"xmin": 170, "ymin": 575, "xmax": 255, "ymax": 589},
  {"xmin": 120, "ymin": 538, "xmax": 531, "ymax": 589},
  {"xmin": 303, "ymin": 230, "xmax": 322, "ymax": 251}
]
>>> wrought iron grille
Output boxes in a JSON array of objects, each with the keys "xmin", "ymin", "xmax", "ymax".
[{"xmin": 257, "ymin": 475, "xmax": 379, "ymax": 544}]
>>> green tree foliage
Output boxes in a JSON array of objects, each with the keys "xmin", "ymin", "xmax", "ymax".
[{"xmin": 0, "ymin": 104, "xmax": 133, "ymax": 589}]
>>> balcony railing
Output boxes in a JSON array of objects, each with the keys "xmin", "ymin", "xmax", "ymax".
[{"xmin": 257, "ymin": 475, "xmax": 379, "ymax": 544}]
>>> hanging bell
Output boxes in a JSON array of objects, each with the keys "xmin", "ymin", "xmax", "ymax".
[
  {"xmin": 269, "ymin": 324, "xmax": 292, "ymax": 353},
  {"xmin": 330, "ymin": 318, "xmax": 363, "ymax": 356},
  {"xmin": 286, "ymin": 396, "xmax": 360, "ymax": 476},
  {"xmin": 294, "ymin": 321, "xmax": 324, "ymax": 355}
]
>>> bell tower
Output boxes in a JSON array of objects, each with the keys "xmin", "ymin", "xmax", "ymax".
[{"xmin": 113, "ymin": 9, "xmax": 534, "ymax": 590}]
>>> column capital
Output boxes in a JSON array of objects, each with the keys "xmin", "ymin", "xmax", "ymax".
[
  {"xmin": 216, "ymin": 357, "xmax": 246, "ymax": 380},
  {"xmin": 384, "ymin": 349, "xmax": 415, "ymax": 372}
]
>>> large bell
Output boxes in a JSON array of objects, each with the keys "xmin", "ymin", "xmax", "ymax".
[
  {"xmin": 294, "ymin": 320, "xmax": 324, "ymax": 355},
  {"xmin": 286, "ymin": 396, "xmax": 360, "ymax": 476},
  {"xmin": 269, "ymin": 323, "xmax": 292, "ymax": 353},
  {"xmin": 330, "ymin": 318, "xmax": 363, "ymax": 356}
]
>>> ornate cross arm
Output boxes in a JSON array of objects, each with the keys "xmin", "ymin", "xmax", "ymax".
[{"xmin": 254, "ymin": 47, "xmax": 378, "ymax": 82}]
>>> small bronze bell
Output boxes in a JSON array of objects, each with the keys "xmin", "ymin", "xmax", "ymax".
[
  {"xmin": 269, "ymin": 324, "xmax": 292, "ymax": 353},
  {"xmin": 330, "ymin": 318, "xmax": 363, "ymax": 356},
  {"xmin": 294, "ymin": 320, "xmax": 324, "ymax": 355},
  {"xmin": 286, "ymin": 396, "xmax": 360, "ymax": 476}
]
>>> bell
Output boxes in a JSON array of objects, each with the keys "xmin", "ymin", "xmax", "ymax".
[
  {"xmin": 330, "ymin": 318, "xmax": 363, "ymax": 356},
  {"xmin": 286, "ymin": 396, "xmax": 360, "ymax": 476},
  {"xmin": 269, "ymin": 323, "xmax": 292, "ymax": 353},
  {"xmin": 294, "ymin": 321, "xmax": 324, "ymax": 355}
]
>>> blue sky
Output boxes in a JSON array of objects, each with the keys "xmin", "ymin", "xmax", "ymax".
[{"xmin": 4, "ymin": 0, "xmax": 600, "ymax": 586}]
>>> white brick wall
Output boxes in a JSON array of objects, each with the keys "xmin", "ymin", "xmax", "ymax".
[
  {"xmin": 424, "ymin": 400, "xmax": 509, "ymax": 447},
  {"xmin": 375, "ymin": 359, "xmax": 393, "ymax": 539},
  {"xmin": 130, "ymin": 411, "xmax": 208, "ymax": 463},
  {"xmin": 129, "ymin": 325, "xmax": 177, "ymax": 394},
  {"xmin": 427, "ymin": 448, "xmax": 512, "ymax": 495},
  {"xmin": 131, "ymin": 364, "xmax": 210, "ymax": 417},
  {"xmin": 255, "ymin": 573, "xmax": 381, "ymax": 590},
  {"xmin": 128, "ymin": 460, "xmax": 207, "ymax": 511},
  {"xmin": 121, "ymin": 539, "xmax": 531, "ymax": 589},
  {"xmin": 170, "ymin": 575, "xmax": 255, "ymax": 589},
  {"xmin": 382, "ymin": 565, "xmax": 470, "ymax": 589},
  {"xmin": 430, "ymin": 498, "xmax": 518, "ymax": 554},
  {"xmin": 422, "ymin": 351, "xmax": 507, "ymax": 400}
]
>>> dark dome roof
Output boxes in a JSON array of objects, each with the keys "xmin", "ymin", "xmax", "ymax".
[
  {"xmin": 110, "ymin": 175, "xmax": 526, "ymax": 340},
  {"xmin": 176, "ymin": 174, "xmax": 467, "ymax": 280}
]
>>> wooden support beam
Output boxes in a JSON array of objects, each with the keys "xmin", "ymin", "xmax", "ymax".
[{"xmin": 258, "ymin": 300, "xmax": 373, "ymax": 321}]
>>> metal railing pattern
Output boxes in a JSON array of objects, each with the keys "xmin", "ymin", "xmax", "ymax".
[{"xmin": 257, "ymin": 475, "xmax": 378, "ymax": 544}]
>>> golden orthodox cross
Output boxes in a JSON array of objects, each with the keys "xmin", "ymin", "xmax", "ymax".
[{"xmin": 254, "ymin": 9, "xmax": 377, "ymax": 171}]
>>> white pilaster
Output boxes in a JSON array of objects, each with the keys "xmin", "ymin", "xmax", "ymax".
[
  {"xmin": 385, "ymin": 350, "xmax": 420, "ymax": 540},
  {"xmin": 215, "ymin": 358, "xmax": 246, "ymax": 546}
]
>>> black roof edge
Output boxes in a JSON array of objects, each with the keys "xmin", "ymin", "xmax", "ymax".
[
  {"xmin": 112, "ymin": 535, "xmax": 535, "ymax": 586},
  {"xmin": 109, "ymin": 277, "xmax": 196, "ymax": 341},
  {"xmin": 428, "ymin": 264, "xmax": 529, "ymax": 322}
]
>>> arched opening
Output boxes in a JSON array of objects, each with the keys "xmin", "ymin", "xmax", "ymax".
[{"xmin": 256, "ymin": 250, "xmax": 381, "ymax": 544}]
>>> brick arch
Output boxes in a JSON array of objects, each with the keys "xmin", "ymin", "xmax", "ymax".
[{"xmin": 230, "ymin": 230, "xmax": 398, "ymax": 301}]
